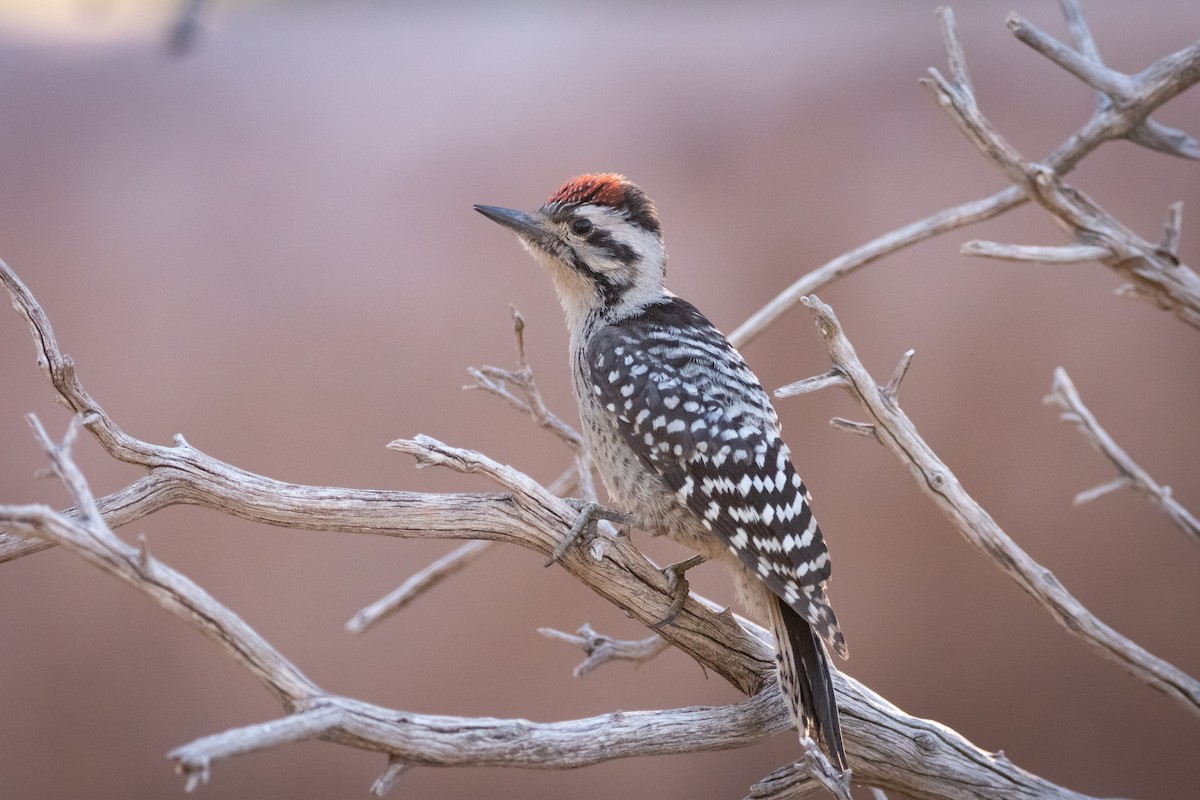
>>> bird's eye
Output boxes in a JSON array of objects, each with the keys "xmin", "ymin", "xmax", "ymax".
[{"xmin": 571, "ymin": 218, "xmax": 593, "ymax": 236}]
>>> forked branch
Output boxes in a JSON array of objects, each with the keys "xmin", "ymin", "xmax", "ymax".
[
  {"xmin": 777, "ymin": 296, "xmax": 1200, "ymax": 719},
  {"xmin": 3, "ymin": 2, "xmax": 1197, "ymax": 796},
  {"xmin": 1, "ymin": 257, "xmax": 1117, "ymax": 799},
  {"xmin": 926, "ymin": 7, "xmax": 1200, "ymax": 329},
  {"xmin": 1045, "ymin": 367, "xmax": 1200, "ymax": 546},
  {"xmin": 730, "ymin": 2, "xmax": 1200, "ymax": 348}
]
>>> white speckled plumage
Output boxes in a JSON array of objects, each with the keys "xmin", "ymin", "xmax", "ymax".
[{"xmin": 476, "ymin": 173, "xmax": 847, "ymax": 772}]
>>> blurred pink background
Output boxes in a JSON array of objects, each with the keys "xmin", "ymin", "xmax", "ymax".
[{"xmin": 1, "ymin": 2, "xmax": 1197, "ymax": 798}]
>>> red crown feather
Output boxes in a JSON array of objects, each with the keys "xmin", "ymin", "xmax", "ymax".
[{"xmin": 545, "ymin": 173, "xmax": 632, "ymax": 208}]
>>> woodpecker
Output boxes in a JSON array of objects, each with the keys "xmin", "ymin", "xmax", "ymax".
[{"xmin": 475, "ymin": 173, "xmax": 847, "ymax": 772}]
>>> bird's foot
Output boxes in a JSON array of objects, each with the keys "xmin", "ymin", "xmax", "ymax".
[
  {"xmin": 649, "ymin": 553, "xmax": 706, "ymax": 629},
  {"xmin": 545, "ymin": 500, "xmax": 625, "ymax": 567}
]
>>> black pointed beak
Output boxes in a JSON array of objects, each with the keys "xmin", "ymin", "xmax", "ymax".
[{"xmin": 474, "ymin": 204, "xmax": 555, "ymax": 248}]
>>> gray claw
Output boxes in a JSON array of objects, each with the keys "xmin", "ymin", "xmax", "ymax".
[
  {"xmin": 545, "ymin": 501, "xmax": 625, "ymax": 567},
  {"xmin": 648, "ymin": 553, "xmax": 706, "ymax": 628}
]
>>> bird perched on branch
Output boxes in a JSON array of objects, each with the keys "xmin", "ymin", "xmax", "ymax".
[{"xmin": 475, "ymin": 173, "xmax": 848, "ymax": 774}]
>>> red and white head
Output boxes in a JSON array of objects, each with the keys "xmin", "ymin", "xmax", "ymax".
[{"xmin": 476, "ymin": 173, "xmax": 667, "ymax": 329}]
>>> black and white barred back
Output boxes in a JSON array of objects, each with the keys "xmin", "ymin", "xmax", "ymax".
[{"xmin": 580, "ymin": 297, "xmax": 847, "ymax": 659}]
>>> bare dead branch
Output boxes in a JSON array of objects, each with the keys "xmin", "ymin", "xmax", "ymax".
[
  {"xmin": 1059, "ymin": 0, "xmax": 1103, "ymax": 69},
  {"xmin": 0, "ymin": 414, "xmax": 791, "ymax": 781},
  {"xmin": 539, "ymin": 623, "xmax": 671, "ymax": 678},
  {"xmin": 1072, "ymin": 477, "xmax": 1129, "ymax": 507},
  {"xmin": 0, "ymin": 473, "xmax": 185, "ymax": 564},
  {"xmin": 728, "ymin": 189, "xmax": 1028, "ymax": 349},
  {"xmin": 936, "ymin": 6, "xmax": 973, "ymax": 95},
  {"xmin": 730, "ymin": 7, "xmax": 1199, "ymax": 350},
  {"xmin": 829, "ymin": 418, "xmax": 878, "ymax": 440},
  {"xmin": 776, "ymin": 369, "xmax": 851, "ymax": 397},
  {"xmin": 744, "ymin": 666, "xmax": 1119, "ymax": 800},
  {"xmin": 345, "ymin": 450, "xmax": 576, "ymax": 635},
  {"xmin": 346, "ymin": 540, "xmax": 495, "ymax": 634},
  {"xmin": 1007, "ymin": 12, "xmax": 1130, "ymax": 99},
  {"xmin": 782, "ymin": 296, "xmax": 1200, "ymax": 719},
  {"xmin": 171, "ymin": 706, "xmax": 344, "ymax": 789},
  {"xmin": 345, "ymin": 461, "xmax": 590, "ymax": 631},
  {"xmin": 960, "ymin": 241, "xmax": 1112, "ymax": 264},
  {"xmin": 4, "ymin": 469, "xmax": 1112, "ymax": 800},
  {"xmin": 1045, "ymin": 367, "xmax": 1200, "ymax": 546},
  {"xmin": 1, "ymin": 257, "xmax": 1122, "ymax": 799},
  {"xmin": 466, "ymin": 307, "xmax": 584, "ymax": 453},
  {"xmin": 16, "ymin": 415, "xmax": 321, "ymax": 709},
  {"xmin": 747, "ymin": 762, "xmax": 821, "ymax": 800},
  {"xmin": 924, "ymin": 14, "xmax": 1200, "ymax": 329},
  {"xmin": 1012, "ymin": 9, "xmax": 1200, "ymax": 160},
  {"xmin": 882, "ymin": 349, "xmax": 916, "ymax": 406},
  {"xmin": 1128, "ymin": 118, "xmax": 1200, "ymax": 160},
  {"xmin": 466, "ymin": 307, "xmax": 602, "ymax": 504},
  {"xmin": 801, "ymin": 737, "xmax": 853, "ymax": 800}
]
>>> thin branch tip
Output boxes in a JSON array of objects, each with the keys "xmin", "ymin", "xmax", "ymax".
[
  {"xmin": 1048, "ymin": 368, "xmax": 1200, "ymax": 545},
  {"xmin": 935, "ymin": 5, "xmax": 972, "ymax": 92},
  {"xmin": 775, "ymin": 369, "xmax": 850, "ymax": 398},
  {"xmin": 962, "ymin": 240, "xmax": 1112, "ymax": 264},
  {"xmin": 541, "ymin": 623, "xmax": 671, "ymax": 678},
  {"xmin": 883, "ymin": 349, "xmax": 916, "ymax": 402},
  {"xmin": 1073, "ymin": 478, "xmax": 1129, "ymax": 507},
  {"xmin": 371, "ymin": 757, "xmax": 411, "ymax": 797},
  {"xmin": 830, "ymin": 418, "xmax": 878, "ymax": 440},
  {"xmin": 349, "ymin": 540, "xmax": 495, "ymax": 634}
]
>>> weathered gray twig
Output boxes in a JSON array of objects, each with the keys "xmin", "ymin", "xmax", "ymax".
[
  {"xmin": 1009, "ymin": 10, "xmax": 1130, "ymax": 100},
  {"xmin": 5, "ymin": 414, "xmax": 790, "ymax": 784},
  {"xmin": 925, "ymin": 8, "xmax": 1200, "ymax": 329},
  {"xmin": 346, "ymin": 467, "xmax": 585, "ymax": 633},
  {"xmin": 346, "ymin": 540, "xmax": 495, "ymax": 634},
  {"xmin": 1012, "ymin": 5, "xmax": 1200, "ymax": 159},
  {"xmin": 1045, "ymin": 367, "xmax": 1200, "ymax": 547},
  {"xmin": 538, "ymin": 623, "xmax": 671, "ymax": 678},
  {"xmin": 467, "ymin": 306, "xmax": 600, "ymax": 506},
  {"xmin": 777, "ymin": 296, "xmax": 1200, "ymax": 719},
  {"xmin": 960, "ymin": 241, "xmax": 1112, "ymax": 264},
  {"xmin": 346, "ymin": 463, "xmax": 587, "ymax": 631},
  {"xmin": 0, "ymin": 257, "xmax": 764, "ymax": 696},
  {"xmin": 6, "ymin": 422, "xmax": 1098, "ymax": 799},
  {"xmin": 15, "ymin": 415, "xmax": 321, "ymax": 710},
  {"xmin": 729, "ymin": 4, "xmax": 1200, "ymax": 349}
]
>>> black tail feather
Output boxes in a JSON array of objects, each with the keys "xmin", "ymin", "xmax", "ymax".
[{"xmin": 771, "ymin": 594, "xmax": 847, "ymax": 773}]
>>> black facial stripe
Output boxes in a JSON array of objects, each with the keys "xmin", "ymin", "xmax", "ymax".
[
  {"xmin": 543, "ymin": 198, "xmax": 660, "ymax": 237},
  {"xmin": 586, "ymin": 227, "xmax": 641, "ymax": 265},
  {"xmin": 569, "ymin": 251, "xmax": 627, "ymax": 307}
]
